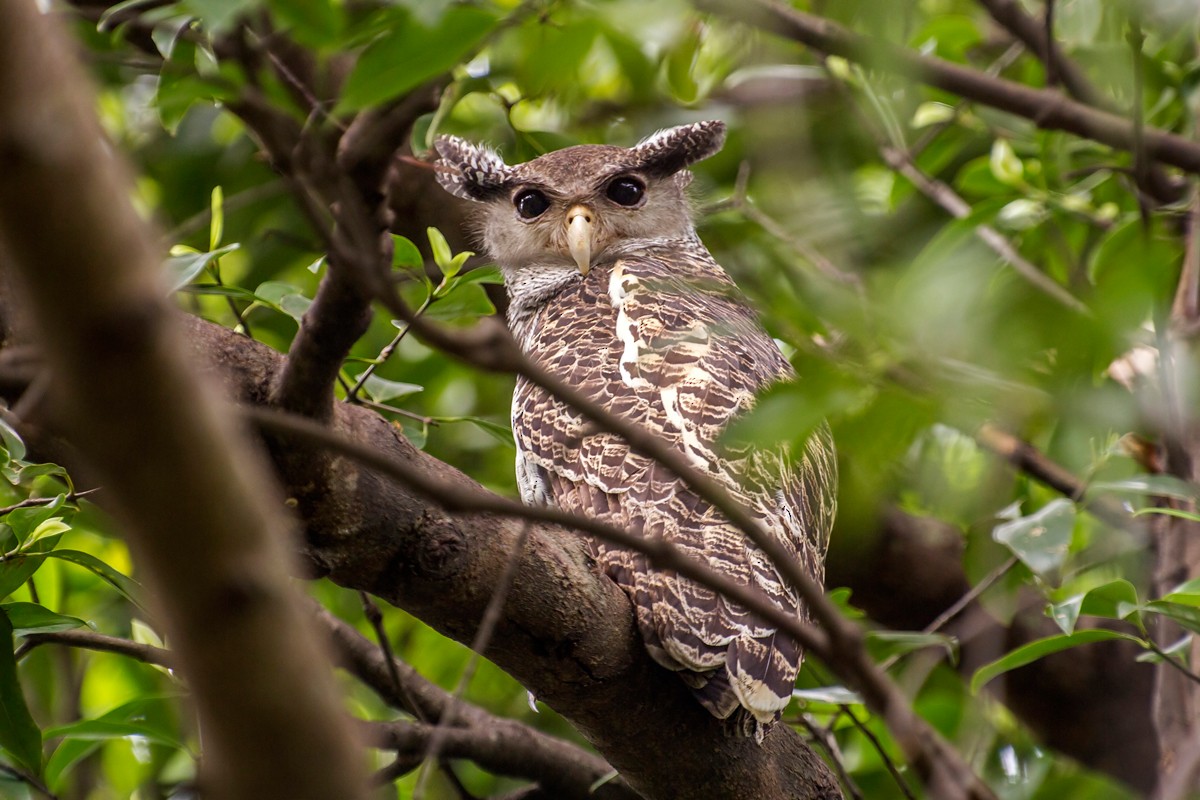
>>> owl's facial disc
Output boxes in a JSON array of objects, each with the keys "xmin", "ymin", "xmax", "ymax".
[{"xmin": 565, "ymin": 205, "xmax": 594, "ymax": 276}]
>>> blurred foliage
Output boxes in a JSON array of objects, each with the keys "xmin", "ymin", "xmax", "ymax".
[{"xmin": 6, "ymin": 0, "xmax": 1200, "ymax": 796}]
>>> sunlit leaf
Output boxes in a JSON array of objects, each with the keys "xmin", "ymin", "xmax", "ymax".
[
  {"xmin": 208, "ymin": 186, "xmax": 224, "ymax": 251},
  {"xmin": 44, "ymin": 551, "xmax": 141, "ymax": 606},
  {"xmin": 428, "ymin": 227, "xmax": 455, "ymax": 274},
  {"xmin": 989, "ymin": 138, "xmax": 1024, "ymax": 185},
  {"xmin": 2, "ymin": 603, "xmax": 87, "ymax": 636}
]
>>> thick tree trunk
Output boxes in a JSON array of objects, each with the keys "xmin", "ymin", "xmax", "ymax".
[{"xmin": 0, "ymin": 2, "xmax": 369, "ymax": 798}]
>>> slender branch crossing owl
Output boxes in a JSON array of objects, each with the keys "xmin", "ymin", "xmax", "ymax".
[{"xmin": 435, "ymin": 121, "xmax": 836, "ymax": 739}]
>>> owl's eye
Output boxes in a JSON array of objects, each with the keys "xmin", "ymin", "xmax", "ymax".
[
  {"xmin": 606, "ymin": 177, "xmax": 645, "ymax": 207},
  {"xmin": 514, "ymin": 189, "xmax": 550, "ymax": 220}
]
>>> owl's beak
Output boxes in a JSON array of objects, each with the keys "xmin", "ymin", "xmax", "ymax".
[{"xmin": 566, "ymin": 205, "xmax": 593, "ymax": 276}]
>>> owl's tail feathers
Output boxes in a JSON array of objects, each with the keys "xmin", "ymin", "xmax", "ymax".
[{"xmin": 727, "ymin": 632, "xmax": 800, "ymax": 727}]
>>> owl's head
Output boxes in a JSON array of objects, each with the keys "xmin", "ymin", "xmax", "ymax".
[{"xmin": 433, "ymin": 121, "xmax": 725, "ymax": 275}]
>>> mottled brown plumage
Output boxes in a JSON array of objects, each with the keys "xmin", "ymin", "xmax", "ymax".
[{"xmin": 435, "ymin": 121, "xmax": 836, "ymax": 739}]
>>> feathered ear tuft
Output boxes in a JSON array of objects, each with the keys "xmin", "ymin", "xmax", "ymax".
[
  {"xmin": 631, "ymin": 120, "xmax": 726, "ymax": 177},
  {"xmin": 433, "ymin": 136, "xmax": 514, "ymax": 201}
]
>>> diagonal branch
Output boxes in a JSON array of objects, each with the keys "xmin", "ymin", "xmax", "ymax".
[
  {"xmin": 336, "ymin": 290, "xmax": 995, "ymax": 798},
  {"xmin": 696, "ymin": 0, "xmax": 1200, "ymax": 175},
  {"xmin": 183, "ymin": 314, "xmax": 841, "ymax": 800}
]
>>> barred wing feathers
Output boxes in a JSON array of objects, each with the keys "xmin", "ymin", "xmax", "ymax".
[{"xmin": 512, "ymin": 241, "xmax": 836, "ymax": 732}]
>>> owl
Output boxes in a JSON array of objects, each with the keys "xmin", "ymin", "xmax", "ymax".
[{"xmin": 434, "ymin": 120, "xmax": 836, "ymax": 739}]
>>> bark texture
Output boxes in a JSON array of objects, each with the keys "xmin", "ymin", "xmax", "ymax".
[{"xmin": 0, "ymin": 2, "xmax": 369, "ymax": 798}]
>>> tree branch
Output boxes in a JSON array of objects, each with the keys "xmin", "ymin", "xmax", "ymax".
[
  {"xmin": 181, "ymin": 315, "xmax": 841, "ymax": 800},
  {"xmin": 15, "ymin": 630, "xmax": 172, "ymax": 667},
  {"xmin": 0, "ymin": 3, "xmax": 368, "ymax": 797},
  {"xmin": 697, "ymin": 0, "xmax": 1200, "ymax": 175}
]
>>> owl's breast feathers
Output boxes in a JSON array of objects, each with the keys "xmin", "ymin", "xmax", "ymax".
[{"xmin": 511, "ymin": 240, "xmax": 836, "ymax": 738}]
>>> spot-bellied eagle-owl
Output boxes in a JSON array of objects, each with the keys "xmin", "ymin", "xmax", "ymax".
[{"xmin": 434, "ymin": 120, "xmax": 836, "ymax": 739}]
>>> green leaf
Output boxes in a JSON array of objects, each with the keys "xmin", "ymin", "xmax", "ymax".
[
  {"xmin": 45, "ymin": 697, "xmax": 182, "ymax": 788},
  {"xmin": 911, "ymin": 101, "xmax": 955, "ymax": 128},
  {"xmin": 398, "ymin": 417, "xmax": 428, "ymax": 450},
  {"xmin": 278, "ymin": 294, "xmax": 312, "ymax": 323},
  {"xmin": 427, "ymin": 227, "xmax": 454, "ymax": 274},
  {"xmin": 44, "ymin": 551, "xmax": 140, "ymax": 606},
  {"xmin": 992, "ymin": 498, "xmax": 1075, "ymax": 579},
  {"xmin": 391, "ymin": 235, "xmax": 424, "ymax": 270},
  {"xmin": 0, "ymin": 558, "xmax": 45, "ymax": 603},
  {"xmin": 436, "ymin": 252, "xmax": 473, "ymax": 286},
  {"xmin": 42, "ymin": 719, "xmax": 184, "ymax": 749},
  {"xmin": 1132, "ymin": 507, "xmax": 1200, "ymax": 522},
  {"xmin": 970, "ymin": 629, "xmax": 1141, "ymax": 693},
  {"xmin": 22, "ymin": 518, "xmax": 71, "ymax": 550},
  {"xmin": 463, "ymin": 417, "xmax": 514, "ymax": 448},
  {"xmin": 452, "ymin": 265, "xmax": 504, "ymax": 287},
  {"xmin": 1049, "ymin": 579, "xmax": 1140, "ymax": 634},
  {"xmin": 180, "ymin": 0, "xmax": 261, "ymax": 33},
  {"xmin": 425, "ymin": 282, "xmax": 495, "ymax": 321},
  {"xmin": 0, "ymin": 611, "xmax": 42, "ymax": 776},
  {"xmin": 1, "ymin": 603, "xmax": 87, "ymax": 636},
  {"xmin": 866, "ymin": 629, "xmax": 957, "ymax": 663},
  {"xmin": 0, "ymin": 418, "xmax": 26, "ymax": 463},
  {"xmin": 1090, "ymin": 475, "xmax": 1200, "ymax": 503},
  {"xmin": 6, "ymin": 496, "xmax": 67, "ymax": 545},
  {"xmin": 209, "ymin": 186, "xmax": 224, "ymax": 251},
  {"xmin": 253, "ymin": 281, "xmax": 304, "ymax": 306},
  {"xmin": 265, "ymin": 0, "xmax": 341, "ymax": 48},
  {"xmin": 338, "ymin": 6, "xmax": 500, "ymax": 113},
  {"xmin": 665, "ymin": 26, "xmax": 701, "ymax": 103},
  {"xmin": 155, "ymin": 34, "xmax": 225, "ymax": 134},
  {"xmin": 254, "ymin": 282, "xmax": 311, "ymax": 322},
  {"xmin": 362, "ymin": 376, "xmax": 423, "ymax": 403},
  {"xmin": 1142, "ymin": 600, "xmax": 1200, "ymax": 634},
  {"xmin": 791, "ymin": 685, "xmax": 863, "ymax": 705},
  {"xmin": 165, "ymin": 244, "xmax": 240, "ymax": 291},
  {"xmin": 989, "ymin": 138, "xmax": 1024, "ymax": 185}
]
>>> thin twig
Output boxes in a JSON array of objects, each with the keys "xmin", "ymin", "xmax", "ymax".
[
  {"xmin": 15, "ymin": 629, "xmax": 172, "ymax": 666},
  {"xmin": 347, "ymin": 294, "xmax": 433, "ymax": 401},
  {"xmin": 0, "ymin": 488, "xmax": 100, "ymax": 518},
  {"xmin": 798, "ymin": 713, "xmax": 865, "ymax": 800},
  {"xmin": 878, "ymin": 146, "xmax": 1090, "ymax": 314},
  {"xmin": 0, "ymin": 763, "xmax": 58, "ymax": 800},
  {"xmin": 413, "ymin": 521, "xmax": 531, "ymax": 798},
  {"xmin": 879, "ymin": 556, "xmax": 1019, "ymax": 673},
  {"xmin": 358, "ymin": 591, "xmax": 425, "ymax": 722},
  {"xmin": 842, "ymin": 704, "xmax": 917, "ymax": 800}
]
